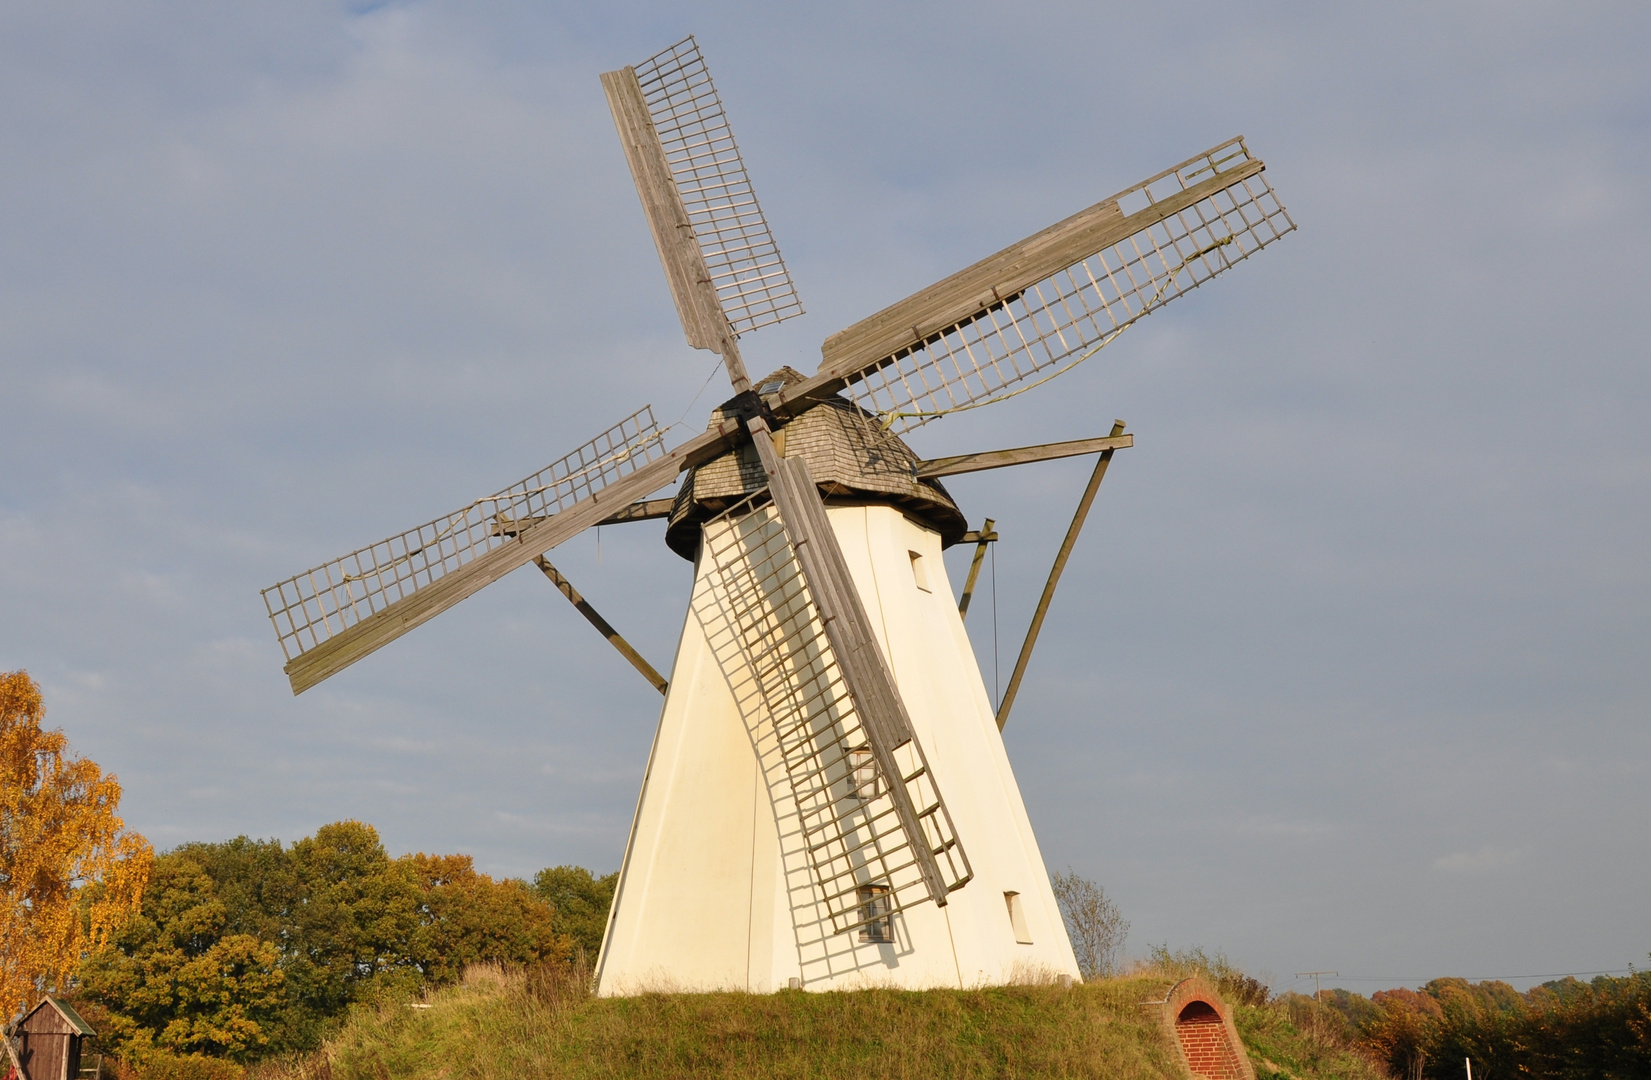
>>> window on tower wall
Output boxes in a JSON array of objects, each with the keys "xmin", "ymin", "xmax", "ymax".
[
  {"xmin": 908, "ymin": 550, "xmax": 932, "ymax": 592},
  {"xmin": 858, "ymin": 883, "xmax": 893, "ymax": 943},
  {"xmin": 847, "ymin": 746, "xmax": 882, "ymax": 802},
  {"xmin": 1004, "ymin": 891, "xmax": 1033, "ymax": 944}
]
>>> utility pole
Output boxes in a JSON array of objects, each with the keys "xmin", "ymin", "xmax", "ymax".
[{"xmin": 1295, "ymin": 970, "xmax": 1338, "ymax": 1002}]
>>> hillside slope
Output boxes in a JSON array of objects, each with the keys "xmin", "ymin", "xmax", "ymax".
[{"xmin": 253, "ymin": 966, "xmax": 1386, "ymax": 1080}]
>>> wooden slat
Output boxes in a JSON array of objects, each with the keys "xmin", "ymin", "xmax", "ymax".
[
  {"xmin": 600, "ymin": 497, "xmax": 678, "ymax": 524},
  {"xmin": 535, "ymin": 556, "xmax": 668, "ymax": 695},
  {"xmin": 601, "ymin": 66, "xmax": 726, "ymax": 352},
  {"xmin": 957, "ymin": 519, "xmax": 996, "ymax": 621},
  {"xmin": 2, "ymin": 1030, "xmax": 24, "ymax": 1080},
  {"xmin": 915, "ymin": 433, "xmax": 1133, "ymax": 478},
  {"xmin": 284, "ymin": 418, "xmax": 742, "ymax": 694},
  {"xmin": 816, "ymin": 157, "xmax": 1266, "ymax": 382},
  {"xmin": 995, "ymin": 421, "xmax": 1126, "ymax": 731},
  {"xmin": 490, "ymin": 497, "xmax": 677, "ymax": 538}
]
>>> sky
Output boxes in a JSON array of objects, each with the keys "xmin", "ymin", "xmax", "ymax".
[{"xmin": 2, "ymin": 1, "xmax": 1648, "ymax": 998}]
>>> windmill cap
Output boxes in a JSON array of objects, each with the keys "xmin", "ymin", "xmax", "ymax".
[{"xmin": 665, "ymin": 368, "xmax": 968, "ymax": 560}]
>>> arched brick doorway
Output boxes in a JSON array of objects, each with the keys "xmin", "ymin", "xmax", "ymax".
[
  {"xmin": 1176, "ymin": 999, "xmax": 1242, "ymax": 1079},
  {"xmin": 1156, "ymin": 977, "xmax": 1254, "ymax": 1080}
]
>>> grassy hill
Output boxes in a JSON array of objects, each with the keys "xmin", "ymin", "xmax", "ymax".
[{"xmin": 246, "ymin": 965, "xmax": 1387, "ymax": 1080}]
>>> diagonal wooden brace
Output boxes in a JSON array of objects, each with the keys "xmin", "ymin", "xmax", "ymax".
[{"xmin": 995, "ymin": 420, "xmax": 1127, "ymax": 731}]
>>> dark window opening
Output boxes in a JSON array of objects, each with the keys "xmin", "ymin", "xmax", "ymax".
[{"xmin": 858, "ymin": 883, "xmax": 893, "ymax": 943}]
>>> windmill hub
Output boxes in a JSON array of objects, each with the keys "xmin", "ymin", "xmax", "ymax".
[{"xmin": 665, "ymin": 368, "xmax": 968, "ymax": 560}]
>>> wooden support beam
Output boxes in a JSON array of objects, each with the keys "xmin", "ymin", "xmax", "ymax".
[
  {"xmin": 535, "ymin": 556, "xmax": 668, "ymax": 696},
  {"xmin": 2, "ymin": 1028, "xmax": 24, "ymax": 1080},
  {"xmin": 957, "ymin": 519, "xmax": 997, "ymax": 622},
  {"xmin": 601, "ymin": 66, "xmax": 726, "ymax": 356},
  {"xmin": 491, "ymin": 498, "xmax": 678, "ymax": 537},
  {"xmin": 995, "ymin": 421, "xmax": 1127, "ymax": 731},
  {"xmin": 601, "ymin": 64, "xmax": 750, "ymax": 393},
  {"xmin": 915, "ymin": 433, "xmax": 1132, "ymax": 479},
  {"xmin": 599, "ymin": 497, "xmax": 678, "ymax": 524}
]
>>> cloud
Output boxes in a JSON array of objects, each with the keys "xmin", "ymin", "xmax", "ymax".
[
  {"xmin": 1, "ymin": 0, "xmax": 1648, "ymax": 993},
  {"xmin": 1432, "ymin": 846, "xmax": 1531, "ymax": 875}
]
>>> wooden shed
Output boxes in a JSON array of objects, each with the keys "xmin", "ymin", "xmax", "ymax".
[{"xmin": 12, "ymin": 996, "xmax": 96, "ymax": 1080}]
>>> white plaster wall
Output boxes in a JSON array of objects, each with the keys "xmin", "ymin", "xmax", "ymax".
[{"xmin": 595, "ymin": 505, "xmax": 1079, "ymax": 995}]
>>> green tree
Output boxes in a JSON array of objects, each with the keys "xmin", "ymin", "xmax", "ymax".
[
  {"xmin": 75, "ymin": 822, "xmax": 580, "ymax": 1064},
  {"xmin": 75, "ymin": 855, "xmax": 284, "ymax": 1061},
  {"xmin": 531, "ymin": 865, "xmax": 617, "ymax": 962},
  {"xmin": 405, "ymin": 853, "xmax": 571, "ymax": 984}
]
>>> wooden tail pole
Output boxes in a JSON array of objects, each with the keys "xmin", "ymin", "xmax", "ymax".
[
  {"xmin": 534, "ymin": 557, "xmax": 669, "ymax": 696},
  {"xmin": 995, "ymin": 420, "xmax": 1126, "ymax": 731},
  {"xmin": 2, "ymin": 1025, "xmax": 26, "ymax": 1080},
  {"xmin": 957, "ymin": 519, "xmax": 997, "ymax": 621}
]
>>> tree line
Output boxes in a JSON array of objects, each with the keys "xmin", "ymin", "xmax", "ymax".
[
  {"xmin": 1320, "ymin": 974, "xmax": 1651, "ymax": 1079},
  {"xmin": 1177, "ymin": 940, "xmax": 1651, "ymax": 1080},
  {"xmin": 9, "ymin": 668, "xmax": 1648, "ymax": 1078},
  {"xmin": 69, "ymin": 823, "xmax": 615, "ymax": 1066},
  {"xmin": 3, "ymin": 669, "xmax": 616, "ymax": 1076}
]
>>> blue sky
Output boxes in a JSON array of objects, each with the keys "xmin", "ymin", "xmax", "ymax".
[{"xmin": 3, "ymin": 1, "xmax": 1647, "ymax": 997}]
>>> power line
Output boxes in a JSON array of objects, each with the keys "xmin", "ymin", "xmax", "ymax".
[
  {"xmin": 1296, "ymin": 970, "xmax": 1337, "ymax": 1002},
  {"xmin": 1288, "ymin": 967, "xmax": 1636, "ymax": 986}
]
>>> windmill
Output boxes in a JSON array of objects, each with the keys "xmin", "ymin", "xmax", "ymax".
[{"xmin": 261, "ymin": 36, "xmax": 1294, "ymax": 993}]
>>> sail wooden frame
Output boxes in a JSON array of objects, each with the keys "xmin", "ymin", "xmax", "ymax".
[
  {"xmin": 695, "ymin": 484, "xmax": 972, "ymax": 933},
  {"xmin": 263, "ymin": 406, "xmax": 670, "ymax": 687},
  {"xmin": 816, "ymin": 136, "xmax": 1295, "ymax": 431}
]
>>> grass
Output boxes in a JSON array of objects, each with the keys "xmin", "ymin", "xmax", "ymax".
[
  {"xmin": 1235, "ymin": 1000, "xmax": 1389, "ymax": 1080},
  {"xmin": 248, "ymin": 964, "xmax": 1391, "ymax": 1080}
]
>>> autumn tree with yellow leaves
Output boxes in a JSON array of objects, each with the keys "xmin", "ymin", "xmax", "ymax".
[{"xmin": 0, "ymin": 670, "xmax": 152, "ymax": 1021}]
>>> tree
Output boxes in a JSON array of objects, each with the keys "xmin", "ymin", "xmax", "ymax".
[
  {"xmin": 1355, "ymin": 970, "xmax": 1651, "ymax": 1079},
  {"xmin": 531, "ymin": 865, "xmax": 618, "ymax": 963},
  {"xmin": 0, "ymin": 670, "xmax": 151, "ymax": 1020},
  {"xmin": 1049, "ymin": 869, "xmax": 1128, "ymax": 980},
  {"xmin": 76, "ymin": 823, "xmax": 577, "ymax": 1062},
  {"xmin": 405, "ymin": 853, "xmax": 572, "ymax": 983},
  {"xmin": 74, "ymin": 855, "xmax": 285, "ymax": 1062}
]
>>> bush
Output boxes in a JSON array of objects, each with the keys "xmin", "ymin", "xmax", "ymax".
[
  {"xmin": 1143, "ymin": 944, "xmax": 1270, "ymax": 1006},
  {"xmin": 109, "ymin": 1050, "xmax": 246, "ymax": 1080}
]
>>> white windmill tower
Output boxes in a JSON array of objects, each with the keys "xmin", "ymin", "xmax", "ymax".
[{"xmin": 261, "ymin": 36, "xmax": 1294, "ymax": 994}]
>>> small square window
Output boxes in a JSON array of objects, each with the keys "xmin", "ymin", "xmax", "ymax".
[
  {"xmin": 847, "ymin": 747, "xmax": 882, "ymax": 802},
  {"xmin": 858, "ymin": 884, "xmax": 893, "ymax": 944},
  {"xmin": 908, "ymin": 550, "xmax": 931, "ymax": 593}
]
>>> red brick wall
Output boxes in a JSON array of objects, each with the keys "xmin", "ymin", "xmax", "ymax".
[{"xmin": 1176, "ymin": 1001, "xmax": 1240, "ymax": 1080}]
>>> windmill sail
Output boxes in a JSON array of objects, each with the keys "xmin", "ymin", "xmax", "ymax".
[
  {"xmin": 604, "ymin": 37, "xmax": 803, "ymax": 354},
  {"xmin": 630, "ymin": 37, "xmax": 804, "ymax": 336},
  {"xmin": 604, "ymin": 38, "xmax": 967, "ymax": 924},
  {"xmin": 815, "ymin": 136, "xmax": 1295, "ymax": 432},
  {"xmin": 695, "ymin": 479, "xmax": 972, "ymax": 934},
  {"xmin": 262, "ymin": 406, "xmax": 681, "ymax": 693}
]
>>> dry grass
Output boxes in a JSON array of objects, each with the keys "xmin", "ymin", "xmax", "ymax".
[
  {"xmin": 1232, "ymin": 999, "xmax": 1390, "ymax": 1080},
  {"xmin": 251, "ymin": 964, "xmax": 1187, "ymax": 1080},
  {"xmin": 248, "ymin": 962, "xmax": 1393, "ymax": 1080}
]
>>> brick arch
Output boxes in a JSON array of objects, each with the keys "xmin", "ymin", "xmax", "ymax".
[{"xmin": 1157, "ymin": 977, "xmax": 1255, "ymax": 1080}]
